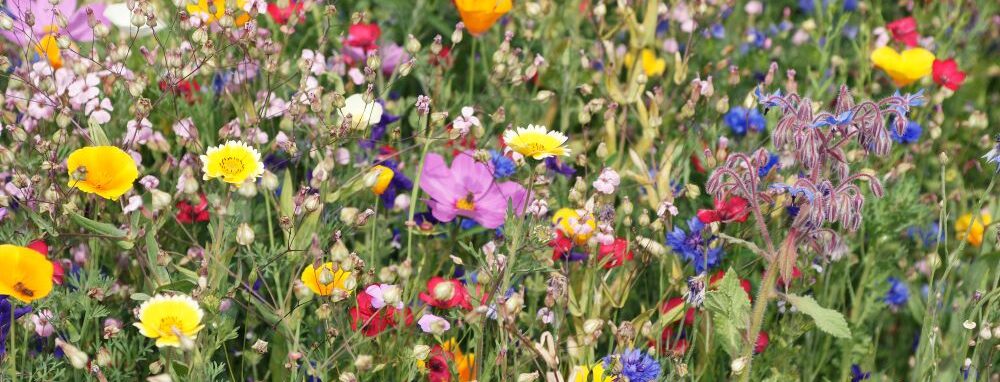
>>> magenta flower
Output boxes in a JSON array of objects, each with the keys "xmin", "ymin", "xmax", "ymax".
[
  {"xmin": 420, "ymin": 152, "xmax": 528, "ymax": 229},
  {"xmin": 0, "ymin": 0, "xmax": 108, "ymax": 47}
]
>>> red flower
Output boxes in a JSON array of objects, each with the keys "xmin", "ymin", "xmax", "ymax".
[
  {"xmin": 886, "ymin": 17, "xmax": 919, "ymax": 47},
  {"xmin": 349, "ymin": 291, "xmax": 413, "ymax": 337},
  {"xmin": 597, "ymin": 237, "xmax": 634, "ymax": 269},
  {"xmin": 656, "ymin": 326, "xmax": 690, "ymax": 356},
  {"xmin": 754, "ymin": 331, "xmax": 769, "ymax": 354},
  {"xmin": 777, "ymin": 266, "xmax": 802, "ymax": 287},
  {"xmin": 548, "ymin": 230, "xmax": 574, "ymax": 261},
  {"xmin": 266, "ymin": 0, "xmax": 304, "ymax": 24},
  {"xmin": 27, "ymin": 239, "xmax": 63, "ymax": 285},
  {"xmin": 176, "ymin": 194, "xmax": 210, "ymax": 224},
  {"xmin": 418, "ymin": 277, "xmax": 472, "ymax": 310},
  {"xmin": 426, "ymin": 349, "xmax": 453, "ymax": 382},
  {"xmin": 159, "ymin": 79, "xmax": 201, "ymax": 104},
  {"xmin": 932, "ymin": 58, "xmax": 966, "ymax": 91},
  {"xmin": 661, "ymin": 297, "xmax": 696, "ymax": 326},
  {"xmin": 709, "ymin": 270, "xmax": 753, "ymax": 301},
  {"xmin": 696, "ymin": 196, "xmax": 750, "ymax": 224},
  {"xmin": 429, "ymin": 46, "xmax": 453, "ymax": 67},
  {"xmin": 690, "ymin": 153, "xmax": 706, "ymax": 174},
  {"xmin": 346, "ymin": 23, "xmax": 381, "ymax": 51},
  {"xmin": 26, "ymin": 239, "xmax": 48, "ymax": 256}
]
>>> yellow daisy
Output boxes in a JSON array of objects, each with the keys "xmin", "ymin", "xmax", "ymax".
[
  {"xmin": 200, "ymin": 140, "xmax": 265, "ymax": 185},
  {"xmin": 571, "ymin": 363, "xmax": 614, "ymax": 382},
  {"xmin": 871, "ymin": 46, "xmax": 935, "ymax": 87},
  {"xmin": 552, "ymin": 208, "xmax": 596, "ymax": 245},
  {"xmin": 956, "ymin": 212, "xmax": 992, "ymax": 247},
  {"xmin": 66, "ymin": 146, "xmax": 140, "ymax": 200},
  {"xmin": 300, "ymin": 262, "xmax": 355, "ymax": 297},
  {"xmin": 133, "ymin": 294, "xmax": 205, "ymax": 348},
  {"xmin": 369, "ymin": 165, "xmax": 395, "ymax": 195},
  {"xmin": 503, "ymin": 125, "xmax": 571, "ymax": 160},
  {"xmin": 0, "ymin": 244, "xmax": 55, "ymax": 303}
]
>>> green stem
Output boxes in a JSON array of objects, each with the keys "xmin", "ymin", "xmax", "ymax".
[{"xmin": 740, "ymin": 252, "xmax": 781, "ymax": 381}]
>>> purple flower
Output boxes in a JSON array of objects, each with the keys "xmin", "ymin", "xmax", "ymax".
[
  {"xmin": 1, "ymin": 296, "xmax": 33, "ymax": 358},
  {"xmin": 884, "ymin": 277, "xmax": 909, "ymax": 308},
  {"xmin": 851, "ymin": 364, "xmax": 871, "ymax": 382},
  {"xmin": 0, "ymin": 0, "xmax": 108, "ymax": 47},
  {"xmin": 373, "ymin": 159, "xmax": 412, "ymax": 209},
  {"xmin": 419, "ymin": 152, "xmax": 528, "ymax": 229},
  {"xmin": 603, "ymin": 349, "xmax": 661, "ymax": 382}
]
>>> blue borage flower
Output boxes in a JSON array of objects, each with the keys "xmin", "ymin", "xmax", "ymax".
[
  {"xmin": 666, "ymin": 217, "xmax": 724, "ymax": 274},
  {"xmin": 544, "ymin": 156, "xmax": 575, "ymax": 177},
  {"xmin": 758, "ymin": 152, "xmax": 780, "ymax": 177},
  {"xmin": 724, "ymin": 107, "xmax": 767, "ymax": 136},
  {"xmin": 813, "ymin": 110, "xmax": 856, "ymax": 128},
  {"xmin": 769, "ymin": 183, "xmax": 816, "ymax": 202},
  {"xmin": 884, "ymin": 277, "xmax": 910, "ymax": 308},
  {"xmin": 982, "ymin": 134, "xmax": 1000, "ymax": 173},
  {"xmin": 890, "ymin": 120, "xmax": 922, "ymax": 144},
  {"xmin": 602, "ymin": 349, "xmax": 662, "ymax": 382}
]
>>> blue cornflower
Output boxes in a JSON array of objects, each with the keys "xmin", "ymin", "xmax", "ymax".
[
  {"xmin": 884, "ymin": 277, "xmax": 910, "ymax": 308},
  {"xmin": 603, "ymin": 349, "xmax": 662, "ymax": 382},
  {"xmin": 906, "ymin": 222, "xmax": 940, "ymax": 248},
  {"xmin": 723, "ymin": 107, "xmax": 767, "ymax": 136},
  {"xmin": 890, "ymin": 120, "xmax": 922, "ymax": 144},
  {"xmin": 1, "ymin": 296, "xmax": 33, "ymax": 358},
  {"xmin": 758, "ymin": 153, "xmax": 780, "ymax": 177},
  {"xmin": 850, "ymin": 364, "xmax": 871, "ymax": 382},
  {"xmin": 490, "ymin": 150, "xmax": 516, "ymax": 179},
  {"xmin": 798, "ymin": 0, "xmax": 829, "ymax": 14},
  {"xmin": 666, "ymin": 217, "xmax": 724, "ymax": 274}
]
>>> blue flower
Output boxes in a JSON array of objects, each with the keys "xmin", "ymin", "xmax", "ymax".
[
  {"xmin": 813, "ymin": 110, "xmax": 855, "ymax": 128},
  {"xmin": 710, "ymin": 24, "xmax": 726, "ymax": 39},
  {"xmin": 890, "ymin": 120, "xmax": 922, "ymax": 144},
  {"xmin": 603, "ymin": 349, "xmax": 662, "ymax": 382},
  {"xmin": 666, "ymin": 217, "xmax": 724, "ymax": 274},
  {"xmin": 490, "ymin": 150, "xmax": 516, "ymax": 179},
  {"xmin": 843, "ymin": 0, "xmax": 858, "ymax": 11},
  {"xmin": 906, "ymin": 222, "xmax": 940, "ymax": 248},
  {"xmin": 1, "ymin": 296, "xmax": 33, "ymax": 358},
  {"xmin": 884, "ymin": 277, "xmax": 910, "ymax": 308},
  {"xmin": 544, "ymin": 157, "xmax": 575, "ymax": 177},
  {"xmin": 758, "ymin": 153, "xmax": 780, "ymax": 177},
  {"xmin": 724, "ymin": 107, "xmax": 767, "ymax": 136},
  {"xmin": 850, "ymin": 364, "xmax": 871, "ymax": 382},
  {"xmin": 982, "ymin": 135, "xmax": 1000, "ymax": 173}
]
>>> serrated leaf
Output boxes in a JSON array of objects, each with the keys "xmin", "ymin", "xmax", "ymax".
[
  {"xmin": 703, "ymin": 268, "xmax": 751, "ymax": 355},
  {"xmin": 785, "ymin": 294, "xmax": 852, "ymax": 339}
]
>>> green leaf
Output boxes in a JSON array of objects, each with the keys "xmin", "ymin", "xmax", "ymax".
[
  {"xmin": 703, "ymin": 268, "xmax": 751, "ymax": 355},
  {"xmin": 784, "ymin": 294, "xmax": 852, "ymax": 339},
  {"xmin": 69, "ymin": 212, "xmax": 128, "ymax": 237},
  {"xmin": 87, "ymin": 119, "xmax": 111, "ymax": 146}
]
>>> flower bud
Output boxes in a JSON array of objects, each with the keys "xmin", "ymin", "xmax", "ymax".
[
  {"xmin": 412, "ymin": 344, "xmax": 430, "ymax": 360},
  {"xmin": 236, "ymin": 223, "xmax": 255, "ymax": 246},
  {"xmin": 405, "ymin": 34, "xmax": 421, "ymax": 54}
]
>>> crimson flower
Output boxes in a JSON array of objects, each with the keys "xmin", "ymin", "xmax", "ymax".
[
  {"xmin": 418, "ymin": 277, "xmax": 472, "ymax": 310},
  {"xmin": 777, "ymin": 266, "xmax": 802, "ymax": 287},
  {"xmin": 26, "ymin": 239, "xmax": 63, "ymax": 285},
  {"xmin": 159, "ymin": 79, "xmax": 201, "ymax": 104},
  {"xmin": 346, "ymin": 23, "xmax": 380, "ymax": 51},
  {"xmin": 549, "ymin": 230, "xmax": 574, "ymax": 261},
  {"xmin": 657, "ymin": 326, "xmax": 690, "ymax": 356},
  {"xmin": 696, "ymin": 196, "xmax": 750, "ymax": 224},
  {"xmin": 661, "ymin": 297, "xmax": 696, "ymax": 326},
  {"xmin": 755, "ymin": 331, "xmax": 769, "ymax": 354},
  {"xmin": 886, "ymin": 17, "xmax": 919, "ymax": 47},
  {"xmin": 266, "ymin": 0, "xmax": 304, "ymax": 24},
  {"xmin": 426, "ymin": 348, "xmax": 452, "ymax": 382},
  {"xmin": 932, "ymin": 58, "xmax": 966, "ymax": 91},
  {"xmin": 176, "ymin": 194, "xmax": 210, "ymax": 224},
  {"xmin": 597, "ymin": 237, "xmax": 634, "ymax": 269},
  {"xmin": 348, "ymin": 291, "xmax": 412, "ymax": 337}
]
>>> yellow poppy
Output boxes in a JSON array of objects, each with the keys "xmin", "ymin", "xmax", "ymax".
[
  {"xmin": 552, "ymin": 208, "xmax": 596, "ymax": 245},
  {"xmin": 571, "ymin": 363, "xmax": 614, "ymax": 382},
  {"xmin": 0, "ymin": 244, "xmax": 55, "ymax": 303},
  {"xmin": 454, "ymin": 0, "xmax": 512, "ymax": 36},
  {"xmin": 370, "ymin": 165, "xmax": 395, "ymax": 195},
  {"xmin": 299, "ymin": 262, "xmax": 354, "ymax": 296},
  {"xmin": 133, "ymin": 294, "xmax": 205, "ymax": 348},
  {"xmin": 625, "ymin": 48, "xmax": 666, "ymax": 77},
  {"xmin": 503, "ymin": 125, "xmax": 571, "ymax": 160},
  {"xmin": 200, "ymin": 140, "xmax": 265, "ymax": 185},
  {"xmin": 66, "ymin": 146, "xmax": 140, "ymax": 200},
  {"xmin": 441, "ymin": 339, "xmax": 477, "ymax": 382},
  {"xmin": 187, "ymin": 0, "xmax": 249, "ymax": 24},
  {"xmin": 871, "ymin": 46, "xmax": 934, "ymax": 87},
  {"xmin": 34, "ymin": 27, "xmax": 63, "ymax": 69},
  {"xmin": 956, "ymin": 212, "xmax": 992, "ymax": 247}
]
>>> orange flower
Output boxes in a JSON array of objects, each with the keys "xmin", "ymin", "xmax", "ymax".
[
  {"xmin": 454, "ymin": 0, "xmax": 512, "ymax": 36},
  {"xmin": 0, "ymin": 245, "xmax": 55, "ymax": 303}
]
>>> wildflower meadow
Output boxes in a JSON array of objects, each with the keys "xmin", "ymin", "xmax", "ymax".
[{"xmin": 1, "ymin": 0, "xmax": 999, "ymax": 380}]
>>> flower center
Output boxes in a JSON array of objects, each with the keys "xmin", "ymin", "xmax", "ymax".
[
  {"xmin": 13, "ymin": 282, "xmax": 34, "ymax": 298},
  {"xmin": 219, "ymin": 157, "xmax": 245, "ymax": 175},
  {"xmin": 455, "ymin": 193, "xmax": 476, "ymax": 211},
  {"xmin": 157, "ymin": 316, "xmax": 184, "ymax": 335},
  {"xmin": 522, "ymin": 142, "xmax": 547, "ymax": 155}
]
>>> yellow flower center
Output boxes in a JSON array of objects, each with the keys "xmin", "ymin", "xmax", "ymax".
[
  {"xmin": 521, "ymin": 142, "xmax": 548, "ymax": 156},
  {"xmin": 157, "ymin": 316, "xmax": 184, "ymax": 335},
  {"xmin": 456, "ymin": 194, "xmax": 476, "ymax": 211},
  {"xmin": 219, "ymin": 157, "xmax": 245, "ymax": 175}
]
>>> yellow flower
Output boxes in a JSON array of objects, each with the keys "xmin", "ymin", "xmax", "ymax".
[
  {"xmin": 956, "ymin": 212, "xmax": 992, "ymax": 247},
  {"xmin": 66, "ymin": 146, "xmax": 140, "ymax": 200},
  {"xmin": 187, "ymin": 0, "xmax": 249, "ymax": 24},
  {"xmin": 200, "ymin": 140, "xmax": 265, "ymax": 185},
  {"xmin": 871, "ymin": 46, "xmax": 935, "ymax": 87},
  {"xmin": 0, "ymin": 245, "xmax": 54, "ymax": 303},
  {"xmin": 552, "ymin": 208, "xmax": 596, "ymax": 245},
  {"xmin": 299, "ymin": 262, "xmax": 354, "ymax": 296},
  {"xmin": 370, "ymin": 165, "xmax": 395, "ymax": 195},
  {"xmin": 132, "ymin": 294, "xmax": 205, "ymax": 348},
  {"xmin": 571, "ymin": 363, "xmax": 614, "ymax": 382},
  {"xmin": 35, "ymin": 27, "xmax": 63, "ymax": 69},
  {"xmin": 503, "ymin": 125, "xmax": 571, "ymax": 160},
  {"xmin": 625, "ymin": 49, "xmax": 666, "ymax": 77},
  {"xmin": 441, "ymin": 339, "xmax": 477, "ymax": 382},
  {"xmin": 454, "ymin": 0, "xmax": 512, "ymax": 36}
]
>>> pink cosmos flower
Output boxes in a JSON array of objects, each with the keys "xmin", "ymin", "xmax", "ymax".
[
  {"xmin": 0, "ymin": 0, "xmax": 108, "ymax": 47},
  {"xmin": 419, "ymin": 152, "xmax": 528, "ymax": 229}
]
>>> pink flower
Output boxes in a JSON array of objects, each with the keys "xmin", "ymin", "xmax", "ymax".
[
  {"xmin": 365, "ymin": 284, "xmax": 403, "ymax": 310},
  {"xmin": 417, "ymin": 314, "xmax": 451, "ymax": 334},
  {"xmin": 419, "ymin": 152, "xmax": 528, "ymax": 228},
  {"xmin": 346, "ymin": 23, "xmax": 381, "ymax": 51},
  {"xmin": 592, "ymin": 168, "xmax": 621, "ymax": 194},
  {"xmin": 0, "ymin": 0, "xmax": 108, "ymax": 47},
  {"xmin": 451, "ymin": 107, "xmax": 481, "ymax": 137},
  {"xmin": 31, "ymin": 310, "xmax": 55, "ymax": 337}
]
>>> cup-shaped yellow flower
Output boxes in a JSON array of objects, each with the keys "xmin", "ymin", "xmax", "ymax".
[
  {"xmin": 201, "ymin": 140, "xmax": 265, "ymax": 185},
  {"xmin": 133, "ymin": 294, "xmax": 205, "ymax": 348},
  {"xmin": 35, "ymin": 29, "xmax": 63, "ymax": 69},
  {"xmin": 369, "ymin": 165, "xmax": 395, "ymax": 195},
  {"xmin": 956, "ymin": 212, "xmax": 992, "ymax": 247},
  {"xmin": 871, "ymin": 46, "xmax": 935, "ymax": 87},
  {"xmin": 455, "ymin": 0, "xmax": 512, "ymax": 36},
  {"xmin": 503, "ymin": 125, "xmax": 570, "ymax": 160},
  {"xmin": 625, "ymin": 49, "xmax": 666, "ymax": 77},
  {"xmin": 552, "ymin": 208, "xmax": 596, "ymax": 245},
  {"xmin": 187, "ymin": 0, "xmax": 249, "ymax": 24},
  {"xmin": 300, "ymin": 262, "xmax": 355, "ymax": 296},
  {"xmin": 0, "ymin": 244, "xmax": 55, "ymax": 303},
  {"xmin": 442, "ymin": 339, "xmax": 477, "ymax": 382},
  {"xmin": 570, "ymin": 363, "xmax": 614, "ymax": 382},
  {"xmin": 66, "ymin": 146, "xmax": 140, "ymax": 200}
]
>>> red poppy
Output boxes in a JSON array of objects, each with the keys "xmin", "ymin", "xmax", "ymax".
[
  {"xmin": 266, "ymin": 0, "xmax": 304, "ymax": 24},
  {"xmin": 696, "ymin": 196, "xmax": 750, "ymax": 224},
  {"xmin": 754, "ymin": 331, "xmax": 769, "ymax": 354},
  {"xmin": 346, "ymin": 23, "xmax": 381, "ymax": 51},
  {"xmin": 932, "ymin": 58, "xmax": 966, "ymax": 91},
  {"xmin": 176, "ymin": 194, "xmax": 210, "ymax": 224},
  {"xmin": 661, "ymin": 297, "xmax": 696, "ymax": 327},
  {"xmin": 548, "ymin": 231, "xmax": 574, "ymax": 261},
  {"xmin": 886, "ymin": 17, "xmax": 919, "ymax": 47},
  {"xmin": 690, "ymin": 153, "xmax": 706, "ymax": 174},
  {"xmin": 426, "ymin": 349, "xmax": 452, "ymax": 382},
  {"xmin": 27, "ymin": 239, "xmax": 64, "ymax": 285},
  {"xmin": 349, "ymin": 291, "xmax": 413, "ymax": 337},
  {"xmin": 26, "ymin": 239, "xmax": 48, "ymax": 256},
  {"xmin": 418, "ymin": 277, "xmax": 472, "ymax": 310},
  {"xmin": 709, "ymin": 270, "xmax": 753, "ymax": 301},
  {"xmin": 159, "ymin": 79, "xmax": 201, "ymax": 104},
  {"xmin": 597, "ymin": 237, "xmax": 634, "ymax": 269}
]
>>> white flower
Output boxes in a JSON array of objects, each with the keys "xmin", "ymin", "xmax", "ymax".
[
  {"xmin": 592, "ymin": 167, "xmax": 621, "ymax": 194},
  {"xmin": 103, "ymin": 3, "xmax": 164, "ymax": 37},
  {"xmin": 451, "ymin": 106, "xmax": 481, "ymax": 136},
  {"xmin": 339, "ymin": 94, "xmax": 383, "ymax": 130}
]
